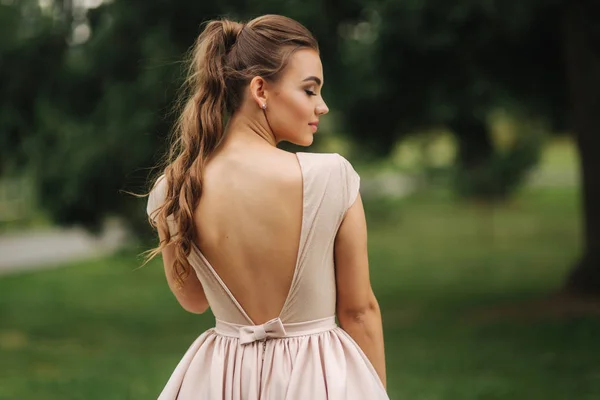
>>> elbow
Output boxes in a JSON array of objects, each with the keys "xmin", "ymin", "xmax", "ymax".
[
  {"xmin": 170, "ymin": 281, "xmax": 210, "ymax": 314},
  {"xmin": 180, "ymin": 303, "xmax": 208, "ymax": 314},
  {"xmin": 179, "ymin": 298, "xmax": 210, "ymax": 314},
  {"xmin": 337, "ymin": 298, "xmax": 380, "ymax": 325}
]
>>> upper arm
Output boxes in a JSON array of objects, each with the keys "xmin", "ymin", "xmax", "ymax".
[
  {"xmin": 157, "ymin": 228, "xmax": 209, "ymax": 314},
  {"xmin": 147, "ymin": 175, "xmax": 209, "ymax": 314},
  {"xmin": 334, "ymin": 193, "xmax": 377, "ymax": 319},
  {"xmin": 333, "ymin": 155, "xmax": 377, "ymax": 319}
]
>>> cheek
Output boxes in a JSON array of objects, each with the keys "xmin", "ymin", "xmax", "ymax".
[
  {"xmin": 274, "ymin": 91, "xmax": 312, "ymax": 129},
  {"xmin": 268, "ymin": 89, "xmax": 315, "ymax": 145}
]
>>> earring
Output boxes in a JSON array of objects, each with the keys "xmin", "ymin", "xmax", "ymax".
[{"xmin": 261, "ymin": 103, "xmax": 267, "ymax": 110}]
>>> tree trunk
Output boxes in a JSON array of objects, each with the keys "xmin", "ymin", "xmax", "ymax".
[
  {"xmin": 449, "ymin": 111, "xmax": 493, "ymax": 172},
  {"xmin": 448, "ymin": 112, "xmax": 494, "ymax": 171},
  {"xmin": 448, "ymin": 111, "xmax": 496, "ymax": 200},
  {"xmin": 562, "ymin": 1, "xmax": 600, "ymax": 295}
]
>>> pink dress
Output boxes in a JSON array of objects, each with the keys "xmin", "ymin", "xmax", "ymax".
[{"xmin": 147, "ymin": 152, "xmax": 389, "ymax": 399}]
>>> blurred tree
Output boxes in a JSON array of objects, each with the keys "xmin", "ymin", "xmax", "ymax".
[
  {"xmin": 335, "ymin": 0, "xmax": 600, "ymax": 294},
  {"xmin": 337, "ymin": 1, "xmax": 561, "ymax": 191},
  {"xmin": 561, "ymin": 1, "xmax": 600, "ymax": 294},
  {"xmin": 0, "ymin": 1, "xmax": 69, "ymax": 174},
  {"xmin": 27, "ymin": 0, "xmax": 235, "ymax": 234}
]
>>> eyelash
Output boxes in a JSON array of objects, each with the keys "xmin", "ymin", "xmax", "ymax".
[{"xmin": 305, "ymin": 89, "xmax": 317, "ymax": 96}]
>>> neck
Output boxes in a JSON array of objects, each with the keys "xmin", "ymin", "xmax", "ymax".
[{"xmin": 222, "ymin": 111, "xmax": 277, "ymax": 149}]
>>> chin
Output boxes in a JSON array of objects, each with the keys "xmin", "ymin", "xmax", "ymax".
[
  {"xmin": 295, "ymin": 132, "xmax": 315, "ymax": 147},
  {"xmin": 278, "ymin": 132, "xmax": 314, "ymax": 147},
  {"xmin": 294, "ymin": 136, "xmax": 314, "ymax": 147}
]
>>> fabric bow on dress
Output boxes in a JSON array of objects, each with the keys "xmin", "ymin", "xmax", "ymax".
[{"xmin": 238, "ymin": 317, "xmax": 287, "ymax": 344}]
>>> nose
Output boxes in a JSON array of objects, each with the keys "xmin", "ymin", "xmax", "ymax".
[{"xmin": 316, "ymin": 101, "xmax": 329, "ymax": 116}]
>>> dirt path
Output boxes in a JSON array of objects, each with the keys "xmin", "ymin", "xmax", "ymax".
[{"xmin": 0, "ymin": 220, "xmax": 128, "ymax": 275}]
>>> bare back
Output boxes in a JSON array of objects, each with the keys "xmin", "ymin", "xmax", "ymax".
[
  {"xmin": 148, "ymin": 150, "xmax": 362, "ymax": 326},
  {"xmin": 193, "ymin": 147, "xmax": 303, "ymax": 324}
]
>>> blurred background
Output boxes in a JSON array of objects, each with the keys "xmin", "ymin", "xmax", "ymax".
[{"xmin": 1, "ymin": 0, "xmax": 599, "ymax": 398}]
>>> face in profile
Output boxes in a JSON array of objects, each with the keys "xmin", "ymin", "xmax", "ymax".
[{"xmin": 266, "ymin": 49, "xmax": 329, "ymax": 146}]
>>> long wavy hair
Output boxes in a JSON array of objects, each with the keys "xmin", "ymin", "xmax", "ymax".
[{"xmin": 146, "ymin": 15, "xmax": 318, "ymax": 288}]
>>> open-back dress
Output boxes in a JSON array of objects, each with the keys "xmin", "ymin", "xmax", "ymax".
[{"xmin": 147, "ymin": 152, "xmax": 389, "ymax": 399}]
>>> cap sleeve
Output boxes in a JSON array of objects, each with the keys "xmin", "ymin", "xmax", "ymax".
[
  {"xmin": 336, "ymin": 154, "xmax": 361, "ymax": 212},
  {"xmin": 146, "ymin": 174, "xmax": 180, "ymax": 236},
  {"xmin": 146, "ymin": 175, "xmax": 167, "ymax": 223}
]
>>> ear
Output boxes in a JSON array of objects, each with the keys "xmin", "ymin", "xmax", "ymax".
[{"xmin": 249, "ymin": 76, "xmax": 269, "ymax": 109}]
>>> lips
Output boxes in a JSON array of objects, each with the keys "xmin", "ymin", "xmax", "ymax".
[{"xmin": 308, "ymin": 121, "xmax": 319, "ymax": 132}]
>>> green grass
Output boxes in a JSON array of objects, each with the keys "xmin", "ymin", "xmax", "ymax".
[{"xmin": 1, "ymin": 185, "xmax": 599, "ymax": 399}]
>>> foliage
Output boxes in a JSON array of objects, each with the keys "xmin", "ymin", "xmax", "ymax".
[
  {"xmin": 0, "ymin": 0, "xmax": 593, "ymax": 224},
  {"xmin": 334, "ymin": 0, "xmax": 567, "ymax": 199},
  {"xmin": 0, "ymin": 1, "xmax": 69, "ymax": 175},
  {"xmin": 452, "ymin": 121, "xmax": 545, "ymax": 200},
  {"xmin": 338, "ymin": 0, "xmax": 567, "ymax": 151}
]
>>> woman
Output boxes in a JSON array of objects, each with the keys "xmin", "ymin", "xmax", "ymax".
[{"xmin": 146, "ymin": 14, "xmax": 389, "ymax": 399}]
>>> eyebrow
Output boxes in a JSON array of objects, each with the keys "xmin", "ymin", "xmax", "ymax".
[{"xmin": 302, "ymin": 76, "xmax": 322, "ymax": 86}]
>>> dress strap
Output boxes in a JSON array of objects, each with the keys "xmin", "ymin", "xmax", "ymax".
[{"xmin": 215, "ymin": 316, "xmax": 337, "ymax": 345}]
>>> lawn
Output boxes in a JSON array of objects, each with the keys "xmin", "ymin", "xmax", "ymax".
[{"xmin": 1, "ymin": 184, "xmax": 599, "ymax": 399}]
